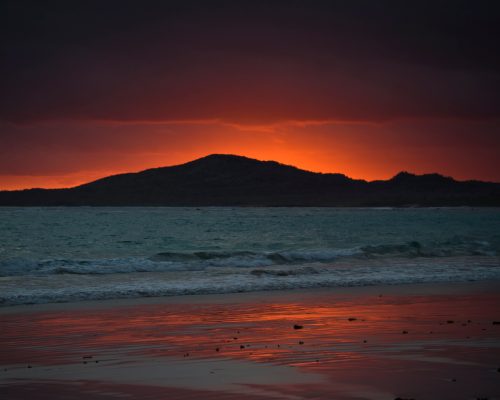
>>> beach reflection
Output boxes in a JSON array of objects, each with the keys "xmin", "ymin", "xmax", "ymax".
[
  {"xmin": 2, "ymin": 290, "xmax": 499, "ymax": 368},
  {"xmin": 2, "ymin": 288, "xmax": 500, "ymax": 400}
]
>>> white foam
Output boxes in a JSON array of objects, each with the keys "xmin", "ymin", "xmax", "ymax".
[{"xmin": 1, "ymin": 256, "xmax": 499, "ymax": 306}]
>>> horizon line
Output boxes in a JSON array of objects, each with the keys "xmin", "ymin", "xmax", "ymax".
[{"xmin": 2, "ymin": 153, "xmax": 498, "ymax": 192}]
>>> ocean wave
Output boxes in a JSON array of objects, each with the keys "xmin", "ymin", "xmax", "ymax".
[
  {"xmin": 1, "ymin": 256, "xmax": 499, "ymax": 306},
  {"xmin": 360, "ymin": 238, "xmax": 496, "ymax": 258},
  {"xmin": 0, "ymin": 238, "xmax": 496, "ymax": 277}
]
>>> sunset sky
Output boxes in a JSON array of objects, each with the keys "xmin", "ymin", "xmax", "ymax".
[{"xmin": 1, "ymin": 1, "xmax": 499, "ymax": 189}]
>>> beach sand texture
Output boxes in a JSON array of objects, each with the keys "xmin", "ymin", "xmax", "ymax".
[{"xmin": 1, "ymin": 282, "xmax": 500, "ymax": 400}]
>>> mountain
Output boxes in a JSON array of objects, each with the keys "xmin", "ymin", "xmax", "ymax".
[{"xmin": 0, "ymin": 154, "xmax": 499, "ymax": 206}]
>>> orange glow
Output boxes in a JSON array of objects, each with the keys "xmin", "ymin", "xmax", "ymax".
[
  {"xmin": 1, "ymin": 119, "xmax": 499, "ymax": 190},
  {"xmin": 2, "ymin": 289, "xmax": 499, "ymax": 366},
  {"xmin": 2, "ymin": 287, "xmax": 499, "ymax": 399}
]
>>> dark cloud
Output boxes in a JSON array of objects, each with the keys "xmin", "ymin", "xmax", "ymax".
[{"xmin": 1, "ymin": 0, "xmax": 500, "ymax": 123}]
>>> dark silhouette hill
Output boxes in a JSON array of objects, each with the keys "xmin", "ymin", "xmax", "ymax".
[{"xmin": 0, "ymin": 154, "xmax": 499, "ymax": 206}]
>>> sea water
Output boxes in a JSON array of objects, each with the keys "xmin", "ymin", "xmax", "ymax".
[{"xmin": 0, "ymin": 207, "xmax": 499, "ymax": 306}]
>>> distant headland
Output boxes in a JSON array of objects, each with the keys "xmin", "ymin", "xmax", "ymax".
[{"xmin": 0, "ymin": 154, "xmax": 499, "ymax": 206}]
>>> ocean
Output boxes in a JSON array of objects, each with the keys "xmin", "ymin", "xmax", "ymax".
[{"xmin": 0, "ymin": 207, "xmax": 499, "ymax": 306}]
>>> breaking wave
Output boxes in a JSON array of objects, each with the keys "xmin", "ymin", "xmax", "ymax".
[
  {"xmin": 0, "ymin": 238, "xmax": 495, "ymax": 278},
  {"xmin": 1, "ymin": 255, "xmax": 499, "ymax": 306}
]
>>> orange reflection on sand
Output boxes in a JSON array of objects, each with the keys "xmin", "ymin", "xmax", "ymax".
[
  {"xmin": 2, "ymin": 290, "xmax": 499, "ymax": 370},
  {"xmin": 2, "ymin": 287, "xmax": 500, "ymax": 400}
]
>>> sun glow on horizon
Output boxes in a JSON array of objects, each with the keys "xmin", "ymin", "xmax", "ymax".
[{"xmin": 1, "ymin": 118, "xmax": 499, "ymax": 190}]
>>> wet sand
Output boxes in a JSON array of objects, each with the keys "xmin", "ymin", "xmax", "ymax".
[{"xmin": 1, "ymin": 281, "xmax": 500, "ymax": 399}]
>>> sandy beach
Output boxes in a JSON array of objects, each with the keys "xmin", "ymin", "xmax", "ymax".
[{"xmin": 1, "ymin": 281, "xmax": 500, "ymax": 400}]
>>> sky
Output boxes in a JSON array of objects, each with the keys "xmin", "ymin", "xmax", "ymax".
[{"xmin": 1, "ymin": 0, "xmax": 499, "ymax": 189}]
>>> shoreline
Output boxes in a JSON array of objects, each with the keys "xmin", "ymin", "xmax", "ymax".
[{"xmin": 2, "ymin": 279, "xmax": 499, "ymax": 315}]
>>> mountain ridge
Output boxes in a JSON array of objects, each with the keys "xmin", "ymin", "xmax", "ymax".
[{"xmin": 1, "ymin": 154, "xmax": 499, "ymax": 206}]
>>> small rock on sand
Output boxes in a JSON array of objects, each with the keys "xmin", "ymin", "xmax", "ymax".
[
  {"xmin": 293, "ymin": 324, "xmax": 303, "ymax": 329},
  {"xmin": 348, "ymin": 318, "xmax": 357, "ymax": 321}
]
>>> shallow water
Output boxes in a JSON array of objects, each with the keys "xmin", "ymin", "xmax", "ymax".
[{"xmin": 0, "ymin": 207, "xmax": 499, "ymax": 305}]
